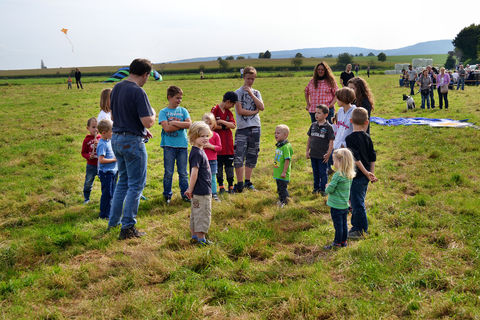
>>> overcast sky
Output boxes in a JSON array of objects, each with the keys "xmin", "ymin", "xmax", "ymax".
[{"xmin": 1, "ymin": 0, "xmax": 479, "ymax": 70}]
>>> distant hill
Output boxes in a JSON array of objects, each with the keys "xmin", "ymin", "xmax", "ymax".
[{"xmin": 168, "ymin": 40, "xmax": 453, "ymax": 63}]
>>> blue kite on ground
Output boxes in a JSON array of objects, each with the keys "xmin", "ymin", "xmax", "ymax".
[{"xmin": 104, "ymin": 67, "xmax": 162, "ymax": 82}]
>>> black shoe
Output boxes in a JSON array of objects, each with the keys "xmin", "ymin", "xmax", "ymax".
[
  {"xmin": 164, "ymin": 196, "xmax": 171, "ymax": 205},
  {"xmin": 219, "ymin": 187, "xmax": 226, "ymax": 194},
  {"xmin": 324, "ymin": 243, "xmax": 341, "ymax": 250},
  {"xmin": 244, "ymin": 182, "xmax": 255, "ymax": 190},
  {"xmin": 118, "ymin": 226, "xmax": 146, "ymax": 240},
  {"xmin": 233, "ymin": 183, "xmax": 243, "ymax": 193}
]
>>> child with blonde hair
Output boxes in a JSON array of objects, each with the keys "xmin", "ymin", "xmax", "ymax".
[
  {"xmin": 185, "ymin": 122, "xmax": 213, "ymax": 245},
  {"xmin": 202, "ymin": 113, "xmax": 222, "ymax": 201},
  {"xmin": 98, "ymin": 88, "xmax": 112, "ymax": 122},
  {"xmin": 81, "ymin": 117, "xmax": 101, "ymax": 204},
  {"xmin": 96, "ymin": 119, "xmax": 117, "ymax": 219},
  {"xmin": 324, "ymin": 148, "xmax": 355, "ymax": 249},
  {"xmin": 273, "ymin": 124, "xmax": 293, "ymax": 207}
]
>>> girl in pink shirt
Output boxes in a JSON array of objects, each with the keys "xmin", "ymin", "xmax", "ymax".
[{"xmin": 202, "ymin": 113, "xmax": 222, "ymax": 201}]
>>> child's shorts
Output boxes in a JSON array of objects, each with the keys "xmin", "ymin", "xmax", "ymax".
[
  {"xmin": 234, "ymin": 127, "xmax": 261, "ymax": 168},
  {"xmin": 190, "ymin": 194, "xmax": 212, "ymax": 233}
]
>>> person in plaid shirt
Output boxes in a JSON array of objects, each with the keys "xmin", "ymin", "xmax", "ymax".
[{"xmin": 305, "ymin": 62, "xmax": 339, "ymax": 123}]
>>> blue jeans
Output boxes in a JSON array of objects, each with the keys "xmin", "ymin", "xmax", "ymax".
[
  {"xmin": 163, "ymin": 147, "xmax": 188, "ymax": 198},
  {"xmin": 421, "ymin": 92, "xmax": 430, "ymax": 109},
  {"xmin": 331, "ymin": 207, "xmax": 348, "ymax": 244},
  {"xmin": 310, "ymin": 157, "xmax": 328, "ymax": 191},
  {"xmin": 83, "ymin": 164, "xmax": 98, "ymax": 201},
  {"xmin": 350, "ymin": 175, "xmax": 369, "ymax": 233},
  {"xmin": 209, "ymin": 160, "xmax": 218, "ymax": 195},
  {"xmin": 456, "ymin": 77, "xmax": 465, "ymax": 90},
  {"xmin": 429, "ymin": 87, "xmax": 435, "ymax": 107},
  {"xmin": 109, "ymin": 134, "xmax": 147, "ymax": 229},
  {"xmin": 409, "ymin": 80, "xmax": 416, "ymax": 95},
  {"xmin": 99, "ymin": 171, "xmax": 117, "ymax": 219},
  {"xmin": 276, "ymin": 179, "xmax": 289, "ymax": 203}
]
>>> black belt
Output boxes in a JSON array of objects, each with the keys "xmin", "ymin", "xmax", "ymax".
[{"xmin": 114, "ymin": 131, "xmax": 141, "ymax": 137}]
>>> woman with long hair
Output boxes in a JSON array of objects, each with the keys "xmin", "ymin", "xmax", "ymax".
[
  {"xmin": 347, "ymin": 77, "xmax": 374, "ymax": 134},
  {"xmin": 304, "ymin": 62, "xmax": 338, "ymax": 123}
]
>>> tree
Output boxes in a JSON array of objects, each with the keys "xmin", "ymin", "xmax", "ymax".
[
  {"xmin": 452, "ymin": 24, "xmax": 480, "ymax": 62},
  {"xmin": 291, "ymin": 57, "xmax": 303, "ymax": 70},
  {"xmin": 337, "ymin": 52, "xmax": 353, "ymax": 66},
  {"xmin": 236, "ymin": 56, "xmax": 245, "ymax": 60},
  {"xmin": 445, "ymin": 53, "xmax": 456, "ymax": 69},
  {"xmin": 258, "ymin": 52, "xmax": 264, "ymax": 59},
  {"xmin": 225, "ymin": 56, "xmax": 234, "ymax": 60},
  {"xmin": 295, "ymin": 52, "xmax": 304, "ymax": 58},
  {"xmin": 359, "ymin": 53, "xmax": 364, "ymax": 57},
  {"xmin": 367, "ymin": 52, "xmax": 375, "ymax": 57},
  {"xmin": 377, "ymin": 52, "xmax": 387, "ymax": 61},
  {"xmin": 218, "ymin": 58, "xmax": 229, "ymax": 72},
  {"xmin": 324, "ymin": 54, "xmax": 333, "ymax": 58},
  {"xmin": 263, "ymin": 50, "xmax": 271, "ymax": 59}
]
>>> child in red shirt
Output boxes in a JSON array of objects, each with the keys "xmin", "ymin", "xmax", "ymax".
[
  {"xmin": 210, "ymin": 91, "xmax": 237, "ymax": 194},
  {"xmin": 81, "ymin": 117, "xmax": 101, "ymax": 204}
]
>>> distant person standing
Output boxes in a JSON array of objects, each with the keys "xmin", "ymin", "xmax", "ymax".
[
  {"xmin": 354, "ymin": 64, "xmax": 359, "ymax": 76},
  {"xmin": 457, "ymin": 65, "xmax": 466, "ymax": 90},
  {"xmin": 304, "ymin": 62, "xmax": 338, "ymax": 123},
  {"xmin": 407, "ymin": 65, "xmax": 417, "ymax": 95},
  {"xmin": 240, "ymin": 68, "xmax": 244, "ymax": 79},
  {"xmin": 67, "ymin": 76, "xmax": 72, "ymax": 89},
  {"xmin": 367, "ymin": 66, "xmax": 370, "ymax": 78},
  {"xmin": 436, "ymin": 67, "xmax": 450, "ymax": 110},
  {"xmin": 75, "ymin": 68, "xmax": 83, "ymax": 89},
  {"xmin": 426, "ymin": 65, "xmax": 436, "ymax": 108},
  {"xmin": 108, "ymin": 58, "xmax": 156, "ymax": 240},
  {"xmin": 340, "ymin": 64, "xmax": 355, "ymax": 87}
]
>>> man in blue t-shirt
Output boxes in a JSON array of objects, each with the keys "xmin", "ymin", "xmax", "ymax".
[{"xmin": 108, "ymin": 58, "xmax": 156, "ymax": 240}]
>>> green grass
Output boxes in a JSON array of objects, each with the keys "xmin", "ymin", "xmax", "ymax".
[{"xmin": 0, "ymin": 74, "xmax": 479, "ymax": 319}]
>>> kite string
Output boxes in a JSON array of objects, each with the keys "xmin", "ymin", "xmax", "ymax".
[{"xmin": 65, "ymin": 35, "xmax": 74, "ymax": 53}]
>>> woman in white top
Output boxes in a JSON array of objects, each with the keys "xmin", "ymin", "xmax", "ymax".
[{"xmin": 97, "ymin": 88, "xmax": 112, "ymax": 122}]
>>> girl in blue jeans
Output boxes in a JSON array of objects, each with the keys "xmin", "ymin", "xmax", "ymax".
[{"xmin": 324, "ymin": 148, "xmax": 355, "ymax": 250}]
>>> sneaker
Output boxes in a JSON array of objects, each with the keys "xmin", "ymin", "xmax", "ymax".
[
  {"xmin": 118, "ymin": 226, "xmax": 146, "ymax": 240},
  {"xmin": 219, "ymin": 186, "xmax": 226, "ymax": 194},
  {"xmin": 233, "ymin": 184, "xmax": 243, "ymax": 193},
  {"xmin": 164, "ymin": 196, "xmax": 171, "ymax": 205},
  {"xmin": 83, "ymin": 199, "xmax": 90, "ymax": 205},
  {"xmin": 140, "ymin": 195, "xmax": 147, "ymax": 201},
  {"xmin": 228, "ymin": 186, "xmax": 234, "ymax": 194},
  {"xmin": 341, "ymin": 241, "xmax": 348, "ymax": 247},
  {"xmin": 245, "ymin": 182, "xmax": 255, "ymax": 190},
  {"xmin": 197, "ymin": 238, "xmax": 213, "ymax": 246},
  {"xmin": 277, "ymin": 201, "xmax": 286, "ymax": 208},
  {"xmin": 324, "ymin": 243, "xmax": 341, "ymax": 250},
  {"xmin": 312, "ymin": 189, "xmax": 319, "ymax": 194},
  {"xmin": 212, "ymin": 194, "xmax": 221, "ymax": 202},
  {"xmin": 347, "ymin": 230, "xmax": 364, "ymax": 239}
]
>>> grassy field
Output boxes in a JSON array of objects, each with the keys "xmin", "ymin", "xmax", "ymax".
[
  {"xmin": 0, "ymin": 74, "xmax": 479, "ymax": 319},
  {"xmin": 0, "ymin": 54, "xmax": 448, "ymax": 78}
]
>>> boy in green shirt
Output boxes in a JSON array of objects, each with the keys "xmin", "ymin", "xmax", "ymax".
[{"xmin": 273, "ymin": 125, "xmax": 293, "ymax": 208}]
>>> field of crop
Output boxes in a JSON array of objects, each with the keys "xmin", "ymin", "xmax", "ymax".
[
  {"xmin": 0, "ymin": 54, "xmax": 448, "ymax": 78},
  {"xmin": 1, "ymin": 74, "xmax": 479, "ymax": 319}
]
